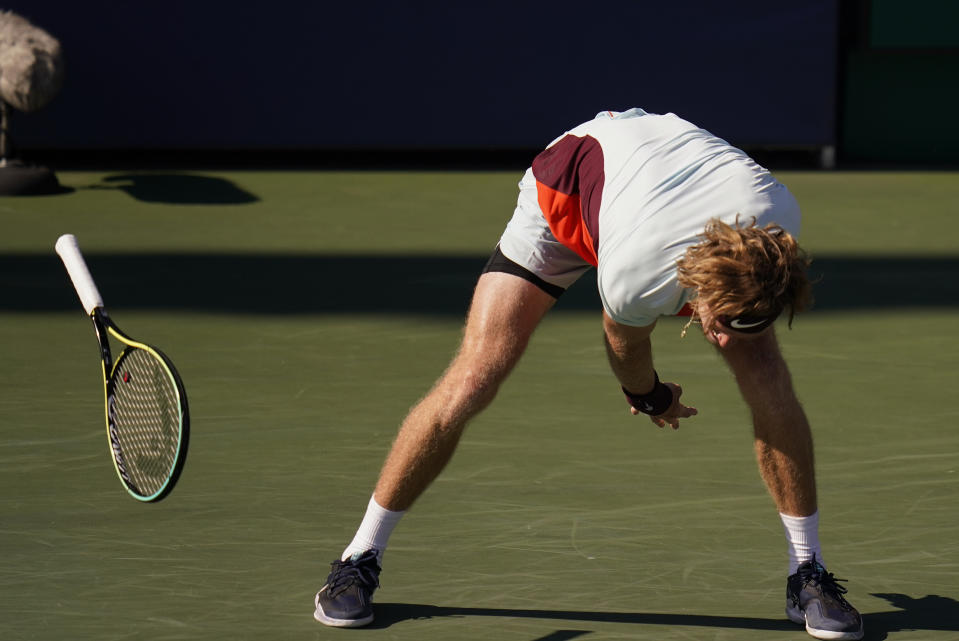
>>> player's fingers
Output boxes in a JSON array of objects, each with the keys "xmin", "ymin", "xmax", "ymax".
[{"xmin": 680, "ymin": 405, "xmax": 698, "ymax": 417}]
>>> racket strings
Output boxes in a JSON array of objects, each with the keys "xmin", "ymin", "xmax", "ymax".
[{"xmin": 110, "ymin": 348, "xmax": 182, "ymax": 497}]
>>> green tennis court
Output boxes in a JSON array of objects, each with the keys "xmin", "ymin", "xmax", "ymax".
[{"xmin": 1, "ymin": 170, "xmax": 957, "ymax": 640}]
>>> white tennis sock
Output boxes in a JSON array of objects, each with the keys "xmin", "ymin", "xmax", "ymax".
[
  {"xmin": 780, "ymin": 511, "xmax": 823, "ymax": 575},
  {"xmin": 341, "ymin": 495, "xmax": 405, "ymax": 564}
]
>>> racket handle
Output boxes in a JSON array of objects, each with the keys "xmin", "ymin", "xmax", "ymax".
[{"xmin": 55, "ymin": 234, "xmax": 105, "ymax": 314}]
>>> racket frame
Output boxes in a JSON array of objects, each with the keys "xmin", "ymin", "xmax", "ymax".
[
  {"xmin": 92, "ymin": 309, "xmax": 190, "ymax": 502},
  {"xmin": 56, "ymin": 234, "xmax": 189, "ymax": 502}
]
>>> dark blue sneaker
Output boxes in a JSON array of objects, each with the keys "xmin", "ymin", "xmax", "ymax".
[
  {"xmin": 314, "ymin": 550, "xmax": 381, "ymax": 627},
  {"xmin": 786, "ymin": 557, "xmax": 863, "ymax": 640}
]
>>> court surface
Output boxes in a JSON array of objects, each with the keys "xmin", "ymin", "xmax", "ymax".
[{"xmin": 1, "ymin": 169, "xmax": 957, "ymax": 640}]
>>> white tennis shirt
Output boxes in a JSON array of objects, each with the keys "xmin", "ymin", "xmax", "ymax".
[{"xmin": 524, "ymin": 108, "xmax": 801, "ymax": 326}]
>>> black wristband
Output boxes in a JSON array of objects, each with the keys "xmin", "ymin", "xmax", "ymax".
[{"xmin": 622, "ymin": 371, "xmax": 673, "ymax": 415}]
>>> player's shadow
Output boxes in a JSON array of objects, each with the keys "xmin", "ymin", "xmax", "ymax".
[
  {"xmin": 90, "ymin": 173, "xmax": 259, "ymax": 204},
  {"xmin": 370, "ymin": 592, "xmax": 959, "ymax": 639},
  {"xmin": 368, "ymin": 603, "xmax": 797, "ymax": 633},
  {"xmin": 866, "ymin": 593, "xmax": 959, "ymax": 639}
]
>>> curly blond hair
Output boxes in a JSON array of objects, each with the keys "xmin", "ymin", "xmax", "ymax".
[{"xmin": 676, "ymin": 217, "xmax": 812, "ymax": 327}]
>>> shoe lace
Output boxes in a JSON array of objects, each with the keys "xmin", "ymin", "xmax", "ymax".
[
  {"xmin": 327, "ymin": 551, "xmax": 381, "ymax": 594},
  {"xmin": 797, "ymin": 560, "xmax": 855, "ymax": 612}
]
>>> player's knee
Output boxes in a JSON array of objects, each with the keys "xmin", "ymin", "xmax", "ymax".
[
  {"xmin": 726, "ymin": 339, "xmax": 796, "ymax": 402},
  {"xmin": 433, "ymin": 334, "xmax": 525, "ymax": 426},
  {"xmin": 752, "ymin": 348, "xmax": 789, "ymax": 380},
  {"xmin": 409, "ymin": 370, "xmax": 501, "ymax": 438},
  {"xmin": 745, "ymin": 359, "xmax": 800, "ymax": 416},
  {"xmin": 432, "ymin": 361, "xmax": 507, "ymax": 425},
  {"xmin": 457, "ymin": 366, "xmax": 506, "ymax": 408}
]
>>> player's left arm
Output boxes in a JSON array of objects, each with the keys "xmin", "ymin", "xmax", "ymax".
[
  {"xmin": 602, "ymin": 312, "xmax": 698, "ymax": 429},
  {"xmin": 602, "ymin": 312, "xmax": 657, "ymax": 395}
]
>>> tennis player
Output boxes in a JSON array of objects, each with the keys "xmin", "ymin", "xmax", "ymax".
[{"xmin": 314, "ymin": 108, "xmax": 864, "ymax": 640}]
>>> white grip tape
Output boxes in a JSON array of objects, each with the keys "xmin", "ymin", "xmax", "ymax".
[{"xmin": 55, "ymin": 234, "xmax": 104, "ymax": 314}]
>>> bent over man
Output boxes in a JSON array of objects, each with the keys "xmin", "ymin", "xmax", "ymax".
[{"xmin": 314, "ymin": 108, "xmax": 864, "ymax": 641}]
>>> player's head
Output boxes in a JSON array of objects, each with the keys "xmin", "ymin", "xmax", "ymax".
[{"xmin": 677, "ymin": 217, "xmax": 812, "ymax": 342}]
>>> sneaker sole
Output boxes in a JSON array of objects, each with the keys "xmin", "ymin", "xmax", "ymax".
[
  {"xmin": 313, "ymin": 588, "xmax": 374, "ymax": 628},
  {"xmin": 786, "ymin": 604, "xmax": 864, "ymax": 641}
]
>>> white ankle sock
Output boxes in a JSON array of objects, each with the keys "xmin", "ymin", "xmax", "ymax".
[
  {"xmin": 341, "ymin": 495, "xmax": 405, "ymax": 564},
  {"xmin": 780, "ymin": 511, "xmax": 823, "ymax": 575}
]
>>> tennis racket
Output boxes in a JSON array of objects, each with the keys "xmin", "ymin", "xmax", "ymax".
[{"xmin": 55, "ymin": 234, "xmax": 189, "ymax": 502}]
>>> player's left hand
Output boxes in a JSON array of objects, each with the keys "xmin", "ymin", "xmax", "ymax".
[{"xmin": 631, "ymin": 382, "xmax": 697, "ymax": 429}]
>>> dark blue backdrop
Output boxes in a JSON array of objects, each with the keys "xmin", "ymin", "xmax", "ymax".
[{"xmin": 5, "ymin": 2, "xmax": 838, "ymax": 150}]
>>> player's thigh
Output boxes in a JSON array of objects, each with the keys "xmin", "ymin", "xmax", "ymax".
[{"xmin": 456, "ymin": 271, "xmax": 557, "ymax": 375}]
